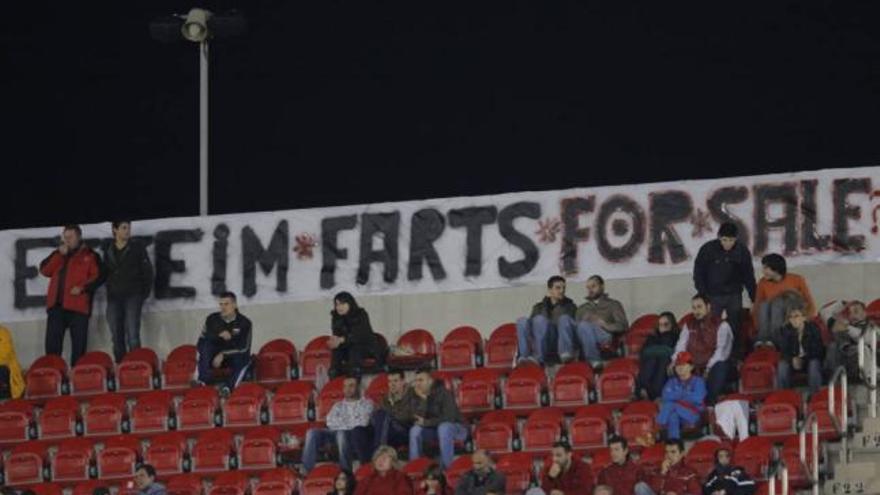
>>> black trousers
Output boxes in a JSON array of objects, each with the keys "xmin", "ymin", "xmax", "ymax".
[{"xmin": 46, "ymin": 306, "xmax": 90, "ymax": 365}]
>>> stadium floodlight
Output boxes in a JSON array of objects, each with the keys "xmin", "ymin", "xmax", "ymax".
[{"xmin": 149, "ymin": 9, "xmax": 246, "ymax": 217}]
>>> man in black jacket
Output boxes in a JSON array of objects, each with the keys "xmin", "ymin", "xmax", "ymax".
[
  {"xmin": 693, "ymin": 222, "xmax": 756, "ymax": 344},
  {"xmin": 409, "ymin": 369, "xmax": 468, "ymax": 468},
  {"xmin": 104, "ymin": 220, "xmax": 154, "ymax": 362},
  {"xmin": 196, "ymin": 291, "xmax": 252, "ymax": 393},
  {"xmin": 702, "ymin": 447, "xmax": 755, "ymax": 495},
  {"xmin": 454, "ymin": 450, "xmax": 506, "ymax": 495},
  {"xmin": 516, "ymin": 275, "xmax": 577, "ymax": 364}
]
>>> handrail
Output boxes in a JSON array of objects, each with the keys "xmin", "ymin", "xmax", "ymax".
[
  {"xmin": 857, "ymin": 326, "xmax": 878, "ymax": 418},
  {"xmin": 768, "ymin": 464, "xmax": 790, "ymax": 495},
  {"xmin": 799, "ymin": 413, "xmax": 820, "ymax": 495},
  {"xmin": 827, "ymin": 365, "xmax": 848, "ymax": 464}
]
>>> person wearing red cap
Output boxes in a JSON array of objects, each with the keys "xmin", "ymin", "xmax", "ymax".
[{"xmin": 657, "ymin": 350, "xmax": 706, "ymax": 440}]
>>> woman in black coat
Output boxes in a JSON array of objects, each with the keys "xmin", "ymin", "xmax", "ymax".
[
  {"xmin": 776, "ymin": 307, "xmax": 825, "ymax": 393},
  {"xmin": 636, "ymin": 311, "xmax": 681, "ymax": 400},
  {"xmin": 329, "ymin": 292, "xmax": 386, "ymax": 377}
]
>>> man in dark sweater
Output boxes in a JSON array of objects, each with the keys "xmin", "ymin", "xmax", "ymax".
[
  {"xmin": 692, "ymin": 222, "xmax": 756, "ymax": 344},
  {"xmin": 104, "ymin": 220, "xmax": 154, "ymax": 362},
  {"xmin": 370, "ymin": 369, "xmax": 418, "ymax": 451},
  {"xmin": 409, "ymin": 369, "xmax": 468, "ymax": 468},
  {"xmin": 517, "ymin": 276, "xmax": 577, "ymax": 364},
  {"xmin": 454, "ymin": 450, "xmax": 506, "ymax": 495},
  {"xmin": 196, "ymin": 291, "xmax": 253, "ymax": 392}
]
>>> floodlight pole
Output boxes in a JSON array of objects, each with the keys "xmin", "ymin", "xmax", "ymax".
[{"xmin": 199, "ymin": 40, "xmax": 209, "ymax": 217}]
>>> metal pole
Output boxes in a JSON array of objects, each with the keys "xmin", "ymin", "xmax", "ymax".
[{"xmin": 199, "ymin": 40, "xmax": 209, "ymax": 216}]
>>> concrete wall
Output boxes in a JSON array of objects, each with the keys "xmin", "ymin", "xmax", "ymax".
[{"xmin": 6, "ymin": 262, "xmax": 879, "ymax": 368}]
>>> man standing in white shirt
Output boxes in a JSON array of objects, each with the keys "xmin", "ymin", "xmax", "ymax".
[{"xmin": 302, "ymin": 375, "xmax": 374, "ymax": 471}]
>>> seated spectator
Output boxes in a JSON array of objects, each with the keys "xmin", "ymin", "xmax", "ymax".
[
  {"xmin": 410, "ymin": 369, "xmax": 468, "ymax": 468},
  {"xmin": 527, "ymin": 441, "xmax": 594, "ymax": 495},
  {"xmin": 517, "ymin": 276, "xmax": 577, "ymax": 364},
  {"xmin": 370, "ymin": 369, "xmax": 417, "ymax": 451},
  {"xmin": 657, "ymin": 352, "xmax": 706, "ymax": 440},
  {"xmin": 753, "ymin": 253, "xmax": 816, "ymax": 346},
  {"xmin": 702, "ymin": 446, "xmax": 756, "ymax": 495},
  {"xmin": 568, "ymin": 275, "xmax": 629, "ymax": 367},
  {"xmin": 635, "ymin": 439, "xmax": 701, "ymax": 495},
  {"xmin": 423, "ymin": 463, "xmax": 453, "ymax": 495},
  {"xmin": 303, "ymin": 376, "xmax": 373, "ymax": 472},
  {"xmin": 196, "ymin": 291, "xmax": 253, "ymax": 393},
  {"xmin": 823, "ymin": 301, "xmax": 876, "ymax": 380},
  {"xmin": 597, "ymin": 436, "xmax": 648, "ymax": 495},
  {"xmin": 672, "ymin": 294, "xmax": 732, "ymax": 404},
  {"xmin": 777, "ymin": 307, "xmax": 824, "ymax": 393},
  {"xmin": 354, "ymin": 445, "xmax": 413, "ymax": 495},
  {"xmin": 637, "ymin": 312, "xmax": 680, "ymax": 400},
  {"xmin": 328, "ymin": 470, "xmax": 356, "ymax": 495},
  {"xmin": 454, "ymin": 450, "xmax": 506, "ymax": 495},
  {"xmin": 134, "ymin": 464, "xmax": 166, "ymax": 495},
  {"xmin": 329, "ymin": 292, "xmax": 386, "ymax": 377},
  {"xmin": 0, "ymin": 325, "xmax": 24, "ymax": 399}
]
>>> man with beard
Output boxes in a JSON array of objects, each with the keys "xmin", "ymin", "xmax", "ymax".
[{"xmin": 671, "ymin": 294, "xmax": 733, "ymax": 404}]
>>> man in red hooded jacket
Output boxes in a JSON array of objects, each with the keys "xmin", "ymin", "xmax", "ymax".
[
  {"xmin": 39, "ymin": 224, "xmax": 103, "ymax": 365},
  {"xmin": 635, "ymin": 439, "xmax": 701, "ymax": 495}
]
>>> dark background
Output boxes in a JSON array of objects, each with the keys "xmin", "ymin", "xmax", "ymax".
[{"xmin": 2, "ymin": 1, "xmax": 879, "ymax": 230}]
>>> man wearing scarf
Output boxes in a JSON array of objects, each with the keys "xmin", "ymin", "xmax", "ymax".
[{"xmin": 671, "ymin": 294, "xmax": 733, "ymax": 404}]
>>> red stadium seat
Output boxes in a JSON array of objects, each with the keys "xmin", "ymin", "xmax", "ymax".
[
  {"xmin": 144, "ymin": 432, "xmax": 188, "ymax": 476},
  {"xmin": 38, "ymin": 396, "xmax": 80, "ymax": 440},
  {"xmin": 70, "ymin": 351, "xmax": 114, "ymax": 397},
  {"xmin": 446, "ymin": 455, "xmax": 473, "ymax": 489},
  {"xmin": 617, "ymin": 401, "xmax": 658, "ymax": 445},
  {"xmin": 387, "ymin": 329, "xmax": 437, "ymax": 369},
  {"xmin": 176, "ymin": 386, "xmax": 220, "ymax": 432},
  {"xmin": 117, "ymin": 348, "xmax": 160, "ymax": 394},
  {"xmin": 97, "ymin": 435, "xmax": 142, "ymax": 480},
  {"xmin": 52, "ymin": 438, "xmax": 94, "ymax": 483},
  {"xmin": 223, "ymin": 382, "xmax": 268, "ymax": 428},
  {"xmin": 745, "ymin": 348, "xmax": 780, "ymax": 365},
  {"xmin": 503, "ymin": 363, "xmax": 547, "ymax": 413},
  {"xmin": 738, "ymin": 361, "xmax": 777, "ymax": 399},
  {"xmin": 84, "ymin": 393, "xmax": 127, "ymax": 437},
  {"xmin": 402, "ymin": 457, "xmax": 433, "ymax": 487},
  {"xmin": 256, "ymin": 339, "xmax": 298, "ymax": 386},
  {"xmin": 757, "ymin": 390, "xmax": 802, "ymax": 438},
  {"xmin": 208, "ymin": 471, "xmax": 250, "ymax": 495},
  {"xmin": 780, "ymin": 435, "xmax": 813, "ymax": 489},
  {"xmin": 26, "ymin": 355, "xmax": 68, "ymax": 400},
  {"xmin": 30, "ymin": 484, "xmax": 63, "ymax": 495},
  {"xmin": 808, "ymin": 387, "xmax": 847, "ymax": 441},
  {"xmin": 5, "ymin": 442, "xmax": 48, "ymax": 486},
  {"xmin": 520, "ymin": 408, "xmax": 564, "ymax": 453},
  {"xmin": 129, "ymin": 390, "xmax": 173, "ymax": 435},
  {"xmin": 167, "ymin": 345, "xmax": 197, "ymax": 363},
  {"xmin": 604, "ymin": 357, "xmax": 639, "ymax": 376},
  {"xmin": 299, "ymin": 336, "xmax": 332, "ymax": 382},
  {"xmin": 162, "ymin": 345, "xmax": 197, "ymax": 390},
  {"xmin": 474, "ymin": 410, "xmax": 517, "ymax": 453},
  {"xmin": 269, "ymin": 381, "xmax": 313, "ymax": 426},
  {"xmin": 72, "ymin": 481, "xmax": 108, "ymax": 495},
  {"xmin": 191, "ymin": 429, "xmax": 235, "ymax": 474},
  {"xmin": 301, "ymin": 463, "xmax": 341, "ymax": 495},
  {"xmin": 438, "ymin": 325, "xmax": 483, "ymax": 374},
  {"xmin": 364, "ymin": 374, "xmax": 388, "ymax": 405},
  {"xmin": 0, "ymin": 399, "xmax": 34, "ymax": 444},
  {"xmin": 457, "ymin": 368, "xmax": 501, "ymax": 416},
  {"xmin": 167, "ymin": 474, "xmax": 204, "ymax": 495},
  {"xmin": 624, "ymin": 314, "xmax": 660, "ymax": 355},
  {"xmin": 495, "ymin": 452, "xmax": 534, "ymax": 494},
  {"xmin": 867, "ymin": 298, "xmax": 880, "ymax": 323},
  {"xmin": 733, "ymin": 436, "xmax": 774, "ymax": 480},
  {"xmin": 551, "ymin": 361, "xmax": 595, "ymax": 411},
  {"xmin": 485, "ymin": 323, "xmax": 518, "ymax": 371},
  {"xmin": 596, "ymin": 371, "xmax": 635, "ymax": 405},
  {"xmin": 258, "ymin": 467, "xmax": 299, "ymax": 488},
  {"xmin": 316, "ymin": 377, "xmax": 346, "ymax": 422},
  {"xmin": 239, "ymin": 426, "xmax": 281, "ymax": 471},
  {"xmin": 685, "ymin": 439, "xmax": 733, "ymax": 480},
  {"xmin": 570, "ymin": 405, "xmax": 612, "ymax": 454},
  {"xmin": 636, "ymin": 443, "xmax": 666, "ymax": 475}
]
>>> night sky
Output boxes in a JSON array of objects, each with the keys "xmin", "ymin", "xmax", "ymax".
[{"xmin": 3, "ymin": 1, "xmax": 880, "ymax": 230}]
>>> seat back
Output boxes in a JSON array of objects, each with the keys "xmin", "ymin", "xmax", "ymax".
[
  {"xmin": 495, "ymin": 452, "xmax": 534, "ymax": 494},
  {"xmin": 485, "ymin": 323, "xmax": 518, "ymax": 370},
  {"xmin": 269, "ymin": 381, "xmax": 313, "ymax": 425},
  {"xmin": 624, "ymin": 314, "xmax": 660, "ymax": 355},
  {"xmin": 301, "ymin": 464, "xmax": 341, "ymax": 495},
  {"xmin": 316, "ymin": 377, "xmax": 346, "ymax": 421}
]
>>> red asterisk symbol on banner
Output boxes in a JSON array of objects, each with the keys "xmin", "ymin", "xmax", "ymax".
[
  {"xmin": 293, "ymin": 233, "xmax": 318, "ymax": 260},
  {"xmin": 535, "ymin": 217, "xmax": 562, "ymax": 243}
]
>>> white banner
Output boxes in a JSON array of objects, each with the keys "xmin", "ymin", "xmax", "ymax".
[{"xmin": 1, "ymin": 166, "xmax": 878, "ymax": 322}]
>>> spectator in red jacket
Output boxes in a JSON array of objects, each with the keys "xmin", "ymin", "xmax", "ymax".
[
  {"xmin": 533, "ymin": 441, "xmax": 594, "ymax": 495},
  {"xmin": 635, "ymin": 439, "xmax": 701, "ymax": 495},
  {"xmin": 354, "ymin": 445, "xmax": 413, "ymax": 495},
  {"xmin": 39, "ymin": 224, "xmax": 103, "ymax": 365},
  {"xmin": 597, "ymin": 435, "xmax": 647, "ymax": 495}
]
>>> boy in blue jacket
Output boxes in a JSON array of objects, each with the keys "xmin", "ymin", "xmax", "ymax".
[{"xmin": 657, "ymin": 351, "xmax": 706, "ymax": 440}]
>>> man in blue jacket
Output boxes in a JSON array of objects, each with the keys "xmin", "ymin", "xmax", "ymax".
[{"xmin": 657, "ymin": 351, "xmax": 706, "ymax": 440}]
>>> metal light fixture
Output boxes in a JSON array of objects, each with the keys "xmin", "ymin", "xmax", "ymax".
[{"xmin": 181, "ymin": 8, "xmax": 212, "ymax": 42}]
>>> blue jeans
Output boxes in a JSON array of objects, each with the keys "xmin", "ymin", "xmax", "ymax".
[
  {"xmin": 370, "ymin": 409, "xmax": 410, "ymax": 451},
  {"xmin": 302, "ymin": 427, "xmax": 370, "ymax": 471},
  {"xmin": 778, "ymin": 358, "xmax": 823, "ymax": 393},
  {"xmin": 517, "ymin": 315, "xmax": 573, "ymax": 363},
  {"xmin": 106, "ymin": 294, "xmax": 145, "ymax": 362},
  {"xmin": 197, "ymin": 337, "xmax": 252, "ymax": 389},
  {"xmin": 757, "ymin": 297, "xmax": 789, "ymax": 345},
  {"xmin": 409, "ymin": 422, "xmax": 468, "ymax": 468},
  {"xmin": 657, "ymin": 401, "xmax": 701, "ymax": 440},
  {"xmin": 705, "ymin": 360, "xmax": 730, "ymax": 405},
  {"xmin": 568, "ymin": 321, "xmax": 612, "ymax": 361}
]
